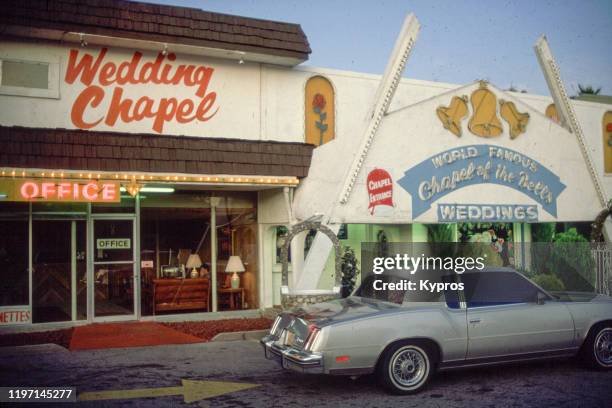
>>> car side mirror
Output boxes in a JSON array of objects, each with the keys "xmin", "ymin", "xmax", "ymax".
[{"xmin": 536, "ymin": 291, "xmax": 547, "ymax": 305}]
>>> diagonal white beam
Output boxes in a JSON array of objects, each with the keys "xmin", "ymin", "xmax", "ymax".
[
  {"xmin": 534, "ymin": 36, "xmax": 608, "ymax": 209},
  {"xmin": 337, "ymin": 13, "xmax": 420, "ymax": 206}
]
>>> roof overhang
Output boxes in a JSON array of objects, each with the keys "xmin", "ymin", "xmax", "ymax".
[
  {"xmin": 0, "ymin": 167, "xmax": 299, "ymax": 189},
  {"xmin": 2, "ymin": 25, "xmax": 308, "ymax": 66}
]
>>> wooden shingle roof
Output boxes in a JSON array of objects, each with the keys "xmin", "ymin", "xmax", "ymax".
[
  {"xmin": 0, "ymin": 126, "xmax": 314, "ymax": 178},
  {"xmin": 0, "ymin": 0, "xmax": 311, "ymax": 63}
]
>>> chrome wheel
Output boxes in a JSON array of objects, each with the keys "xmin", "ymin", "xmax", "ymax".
[
  {"xmin": 594, "ymin": 328, "xmax": 612, "ymax": 367},
  {"xmin": 389, "ymin": 345, "xmax": 429, "ymax": 390}
]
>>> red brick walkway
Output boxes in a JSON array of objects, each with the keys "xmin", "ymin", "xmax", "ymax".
[{"xmin": 69, "ymin": 322, "xmax": 203, "ymax": 351}]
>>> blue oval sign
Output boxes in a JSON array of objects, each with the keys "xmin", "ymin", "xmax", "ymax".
[{"xmin": 397, "ymin": 145, "xmax": 566, "ymax": 218}]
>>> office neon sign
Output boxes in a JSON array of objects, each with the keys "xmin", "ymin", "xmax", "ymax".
[{"xmin": 0, "ymin": 179, "xmax": 120, "ymax": 203}]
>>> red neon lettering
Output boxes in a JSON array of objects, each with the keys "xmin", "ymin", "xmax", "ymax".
[
  {"xmin": 57, "ymin": 183, "xmax": 71, "ymax": 199},
  {"xmin": 41, "ymin": 183, "xmax": 56, "ymax": 199},
  {"xmin": 83, "ymin": 183, "xmax": 98, "ymax": 200},
  {"xmin": 101, "ymin": 183, "xmax": 117, "ymax": 201},
  {"xmin": 20, "ymin": 182, "xmax": 38, "ymax": 199}
]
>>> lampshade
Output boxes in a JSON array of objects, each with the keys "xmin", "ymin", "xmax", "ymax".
[
  {"xmin": 186, "ymin": 254, "xmax": 202, "ymax": 269},
  {"xmin": 225, "ymin": 255, "xmax": 245, "ymax": 273}
]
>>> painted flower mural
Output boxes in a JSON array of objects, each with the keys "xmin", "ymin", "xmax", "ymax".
[{"xmin": 312, "ymin": 93, "xmax": 328, "ymax": 145}]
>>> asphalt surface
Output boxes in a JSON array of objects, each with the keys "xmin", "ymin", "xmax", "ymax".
[{"xmin": 0, "ymin": 340, "xmax": 611, "ymax": 407}]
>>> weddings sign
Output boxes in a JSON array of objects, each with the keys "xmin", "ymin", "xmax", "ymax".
[
  {"xmin": 397, "ymin": 145, "xmax": 565, "ymax": 218},
  {"xmin": 437, "ymin": 203, "xmax": 539, "ymax": 222}
]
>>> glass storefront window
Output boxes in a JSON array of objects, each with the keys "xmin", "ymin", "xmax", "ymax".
[
  {"xmin": 214, "ymin": 192, "xmax": 257, "ymax": 311},
  {"xmin": 1, "ymin": 187, "xmax": 261, "ymax": 323},
  {"xmin": 140, "ymin": 190, "xmax": 213, "ymax": 316},
  {"xmin": 0, "ymin": 202, "xmax": 29, "ymax": 307},
  {"xmin": 140, "ymin": 190, "xmax": 258, "ymax": 315}
]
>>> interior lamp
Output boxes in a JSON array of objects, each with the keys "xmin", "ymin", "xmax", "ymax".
[
  {"xmin": 186, "ymin": 254, "xmax": 203, "ymax": 278},
  {"xmin": 225, "ymin": 255, "xmax": 245, "ymax": 289}
]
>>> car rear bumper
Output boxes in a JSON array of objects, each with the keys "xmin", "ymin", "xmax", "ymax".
[{"xmin": 261, "ymin": 335, "xmax": 324, "ymax": 374}]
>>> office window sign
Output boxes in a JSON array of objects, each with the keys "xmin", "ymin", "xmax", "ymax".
[{"xmin": 96, "ymin": 238, "xmax": 131, "ymax": 250}]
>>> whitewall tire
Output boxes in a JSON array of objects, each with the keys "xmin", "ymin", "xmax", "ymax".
[{"xmin": 378, "ymin": 343, "xmax": 434, "ymax": 394}]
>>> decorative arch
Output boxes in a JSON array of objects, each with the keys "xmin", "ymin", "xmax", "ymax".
[
  {"xmin": 591, "ymin": 199, "xmax": 612, "ymax": 242},
  {"xmin": 305, "ymin": 75, "xmax": 335, "ymax": 147},
  {"xmin": 280, "ymin": 221, "xmax": 342, "ymax": 288}
]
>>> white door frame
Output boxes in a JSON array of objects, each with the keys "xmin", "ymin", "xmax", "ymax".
[{"xmin": 88, "ymin": 214, "xmax": 139, "ymax": 323}]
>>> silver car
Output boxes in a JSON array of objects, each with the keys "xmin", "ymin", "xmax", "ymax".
[{"xmin": 261, "ymin": 268, "xmax": 612, "ymax": 394}]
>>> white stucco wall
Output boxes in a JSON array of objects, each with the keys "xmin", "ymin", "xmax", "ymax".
[{"xmin": 293, "ymin": 81, "xmax": 611, "ymax": 225}]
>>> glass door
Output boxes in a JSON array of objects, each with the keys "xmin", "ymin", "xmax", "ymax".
[
  {"xmin": 32, "ymin": 220, "xmax": 87, "ymax": 323},
  {"xmin": 92, "ymin": 218, "xmax": 137, "ymax": 320}
]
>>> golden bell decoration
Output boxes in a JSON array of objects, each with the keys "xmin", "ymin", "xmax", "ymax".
[
  {"xmin": 436, "ymin": 95, "xmax": 469, "ymax": 137},
  {"xmin": 500, "ymin": 100, "xmax": 530, "ymax": 139},
  {"xmin": 468, "ymin": 81, "xmax": 503, "ymax": 138}
]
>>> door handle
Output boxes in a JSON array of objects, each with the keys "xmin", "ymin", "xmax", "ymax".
[{"xmin": 469, "ymin": 318, "xmax": 481, "ymax": 324}]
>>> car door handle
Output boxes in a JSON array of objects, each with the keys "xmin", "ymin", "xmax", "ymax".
[{"xmin": 469, "ymin": 318, "xmax": 481, "ymax": 324}]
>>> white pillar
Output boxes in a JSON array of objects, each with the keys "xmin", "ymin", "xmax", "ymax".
[{"xmin": 210, "ymin": 197, "xmax": 221, "ymax": 312}]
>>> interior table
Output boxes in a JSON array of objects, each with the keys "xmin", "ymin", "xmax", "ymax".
[{"xmin": 218, "ymin": 287, "xmax": 244, "ymax": 310}]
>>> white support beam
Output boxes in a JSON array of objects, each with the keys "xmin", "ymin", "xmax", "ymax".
[
  {"xmin": 534, "ymin": 36, "xmax": 608, "ymax": 208},
  {"xmin": 534, "ymin": 36, "xmax": 610, "ymax": 240},
  {"xmin": 337, "ymin": 14, "xmax": 420, "ymax": 206}
]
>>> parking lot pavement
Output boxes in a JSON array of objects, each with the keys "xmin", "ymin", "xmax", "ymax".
[{"xmin": 1, "ymin": 340, "xmax": 611, "ymax": 407}]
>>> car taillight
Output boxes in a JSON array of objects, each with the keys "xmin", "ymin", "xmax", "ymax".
[{"xmin": 303, "ymin": 325, "xmax": 321, "ymax": 351}]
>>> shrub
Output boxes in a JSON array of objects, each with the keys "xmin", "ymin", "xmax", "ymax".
[
  {"xmin": 530, "ymin": 223, "xmax": 556, "ymax": 275},
  {"xmin": 531, "ymin": 223, "xmax": 555, "ymax": 243},
  {"xmin": 549, "ymin": 228, "xmax": 595, "ymax": 291},
  {"xmin": 341, "ymin": 246, "xmax": 359, "ymax": 298},
  {"xmin": 531, "ymin": 274, "xmax": 565, "ymax": 292}
]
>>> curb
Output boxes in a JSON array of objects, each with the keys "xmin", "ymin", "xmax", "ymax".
[
  {"xmin": 211, "ymin": 329, "xmax": 269, "ymax": 342},
  {"xmin": 0, "ymin": 343, "xmax": 69, "ymax": 356}
]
